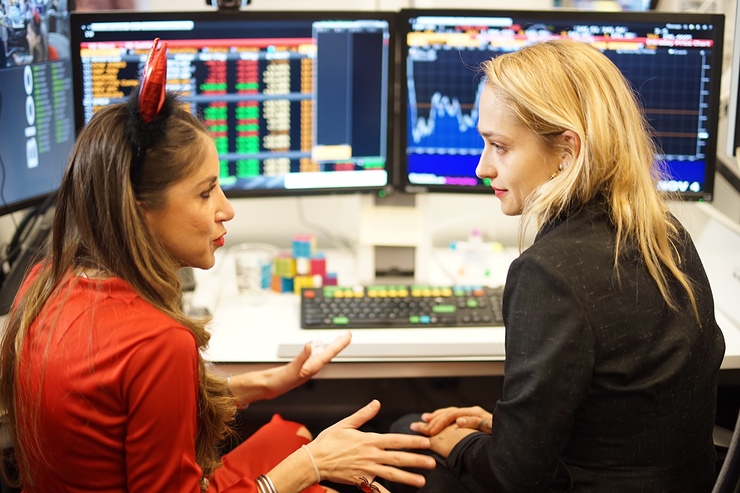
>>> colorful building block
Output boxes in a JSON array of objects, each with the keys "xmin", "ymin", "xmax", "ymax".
[
  {"xmin": 292, "ymin": 234, "xmax": 316, "ymax": 259},
  {"xmin": 323, "ymin": 272, "xmax": 338, "ymax": 286},
  {"xmin": 271, "ymin": 275, "xmax": 294, "ymax": 293},
  {"xmin": 310, "ymin": 256, "xmax": 326, "ymax": 276},
  {"xmin": 293, "ymin": 275, "xmax": 315, "ymax": 294},
  {"xmin": 274, "ymin": 254, "xmax": 296, "ymax": 278}
]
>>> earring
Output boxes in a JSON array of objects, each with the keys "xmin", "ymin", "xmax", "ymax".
[{"xmin": 549, "ymin": 162, "xmax": 565, "ymax": 181}]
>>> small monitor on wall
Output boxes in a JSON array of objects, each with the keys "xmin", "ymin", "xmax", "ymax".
[
  {"xmin": 69, "ymin": 11, "xmax": 395, "ymax": 198},
  {"xmin": 398, "ymin": 9, "xmax": 725, "ymax": 201},
  {"xmin": 0, "ymin": 1, "xmax": 75, "ymax": 215}
]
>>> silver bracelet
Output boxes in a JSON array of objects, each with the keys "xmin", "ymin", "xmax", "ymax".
[
  {"xmin": 255, "ymin": 475, "xmax": 267, "ymax": 493},
  {"xmin": 263, "ymin": 474, "xmax": 278, "ymax": 493},
  {"xmin": 256, "ymin": 474, "xmax": 278, "ymax": 493}
]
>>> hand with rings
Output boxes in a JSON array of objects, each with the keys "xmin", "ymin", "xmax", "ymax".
[
  {"xmin": 357, "ymin": 476, "xmax": 380, "ymax": 492},
  {"xmin": 307, "ymin": 400, "xmax": 434, "ymax": 490}
]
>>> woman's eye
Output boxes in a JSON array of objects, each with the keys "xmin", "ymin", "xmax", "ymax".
[{"xmin": 201, "ymin": 186, "xmax": 216, "ymax": 199}]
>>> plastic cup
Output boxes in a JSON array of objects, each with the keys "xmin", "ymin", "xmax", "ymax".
[{"xmin": 231, "ymin": 243, "xmax": 277, "ymax": 299}]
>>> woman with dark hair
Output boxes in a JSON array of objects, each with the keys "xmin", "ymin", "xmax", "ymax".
[
  {"xmin": 25, "ymin": 11, "xmax": 47, "ymax": 62},
  {"xmin": 0, "ymin": 39, "xmax": 435, "ymax": 492}
]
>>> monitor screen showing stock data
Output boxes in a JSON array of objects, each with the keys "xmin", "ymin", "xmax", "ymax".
[
  {"xmin": 69, "ymin": 11, "xmax": 395, "ymax": 197},
  {"xmin": 398, "ymin": 10, "xmax": 724, "ymax": 201}
]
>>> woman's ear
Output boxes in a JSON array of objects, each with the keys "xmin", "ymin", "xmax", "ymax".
[
  {"xmin": 560, "ymin": 130, "xmax": 581, "ymax": 164},
  {"xmin": 137, "ymin": 200, "xmax": 153, "ymax": 227}
]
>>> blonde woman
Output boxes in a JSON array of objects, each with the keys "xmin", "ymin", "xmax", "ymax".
[{"xmin": 392, "ymin": 39, "xmax": 725, "ymax": 493}]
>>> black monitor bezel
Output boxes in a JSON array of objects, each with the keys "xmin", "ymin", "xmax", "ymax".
[
  {"xmin": 396, "ymin": 8, "xmax": 725, "ymax": 202},
  {"xmin": 0, "ymin": 192, "xmax": 57, "ymax": 217},
  {"xmin": 68, "ymin": 9, "xmax": 398, "ymax": 199}
]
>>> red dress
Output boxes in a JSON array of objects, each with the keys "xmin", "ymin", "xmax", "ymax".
[{"xmin": 16, "ymin": 271, "xmax": 325, "ymax": 492}]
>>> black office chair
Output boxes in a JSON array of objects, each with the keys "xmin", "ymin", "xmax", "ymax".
[{"xmin": 714, "ymin": 409, "xmax": 740, "ymax": 493}]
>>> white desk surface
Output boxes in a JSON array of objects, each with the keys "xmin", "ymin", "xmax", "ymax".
[
  {"xmin": 197, "ymin": 247, "xmax": 513, "ymax": 379},
  {"xmin": 195, "ymin": 243, "xmax": 740, "ymax": 379}
]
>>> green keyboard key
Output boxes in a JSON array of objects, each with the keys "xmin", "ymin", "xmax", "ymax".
[{"xmin": 432, "ymin": 305, "xmax": 456, "ymax": 313}]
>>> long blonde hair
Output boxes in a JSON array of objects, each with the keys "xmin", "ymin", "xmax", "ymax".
[
  {"xmin": 0, "ymin": 96, "xmax": 234, "ymax": 488},
  {"xmin": 481, "ymin": 39, "xmax": 696, "ymax": 315}
]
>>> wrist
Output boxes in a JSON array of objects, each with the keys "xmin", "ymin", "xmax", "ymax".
[
  {"xmin": 226, "ymin": 374, "xmax": 250, "ymax": 409},
  {"xmin": 302, "ymin": 444, "xmax": 321, "ymax": 484},
  {"xmin": 267, "ymin": 446, "xmax": 321, "ymax": 492}
]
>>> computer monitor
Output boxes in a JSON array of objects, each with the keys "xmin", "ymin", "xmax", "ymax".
[
  {"xmin": 398, "ymin": 9, "xmax": 724, "ymax": 201},
  {"xmin": 554, "ymin": 0, "xmax": 656, "ymax": 10},
  {"xmin": 0, "ymin": 0, "xmax": 74, "ymax": 215},
  {"xmin": 724, "ymin": 2, "xmax": 740, "ymax": 160},
  {"xmin": 69, "ymin": 10, "xmax": 395, "ymax": 198}
]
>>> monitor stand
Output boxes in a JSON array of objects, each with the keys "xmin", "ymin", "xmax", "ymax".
[{"xmin": 356, "ymin": 193, "xmax": 433, "ymax": 284}]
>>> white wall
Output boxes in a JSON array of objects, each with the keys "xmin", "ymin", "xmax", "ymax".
[{"xmin": 204, "ymin": 193, "xmax": 521, "ymax": 252}]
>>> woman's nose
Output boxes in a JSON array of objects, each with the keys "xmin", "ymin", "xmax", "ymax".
[
  {"xmin": 217, "ymin": 193, "xmax": 235, "ymax": 222},
  {"xmin": 476, "ymin": 154, "xmax": 493, "ymax": 179}
]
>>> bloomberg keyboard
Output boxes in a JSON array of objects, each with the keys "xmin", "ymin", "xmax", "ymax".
[{"xmin": 300, "ymin": 284, "xmax": 504, "ymax": 329}]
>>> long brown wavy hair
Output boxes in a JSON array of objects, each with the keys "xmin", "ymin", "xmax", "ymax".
[{"xmin": 0, "ymin": 96, "xmax": 235, "ymax": 488}]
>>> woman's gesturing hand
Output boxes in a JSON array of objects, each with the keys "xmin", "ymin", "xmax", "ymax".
[
  {"xmin": 229, "ymin": 331, "xmax": 352, "ymax": 404},
  {"xmin": 310, "ymin": 400, "xmax": 436, "ymax": 489},
  {"xmin": 295, "ymin": 330, "xmax": 352, "ymax": 380}
]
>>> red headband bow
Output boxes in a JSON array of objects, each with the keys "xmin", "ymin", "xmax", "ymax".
[{"xmin": 139, "ymin": 38, "xmax": 167, "ymax": 123}]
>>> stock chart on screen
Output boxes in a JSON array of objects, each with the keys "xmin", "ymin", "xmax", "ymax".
[{"xmin": 399, "ymin": 10, "xmax": 724, "ymax": 201}]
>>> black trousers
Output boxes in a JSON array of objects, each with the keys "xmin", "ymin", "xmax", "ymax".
[{"xmin": 382, "ymin": 414, "xmax": 475, "ymax": 493}]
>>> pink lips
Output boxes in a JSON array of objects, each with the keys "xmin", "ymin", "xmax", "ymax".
[
  {"xmin": 213, "ymin": 234, "xmax": 225, "ymax": 247},
  {"xmin": 493, "ymin": 188, "xmax": 507, "ymax": 199}
]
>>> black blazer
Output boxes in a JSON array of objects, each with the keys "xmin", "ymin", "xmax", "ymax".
[{"xmin": 447, "ymin": 202, "xmax": 726, "ymax": 493}]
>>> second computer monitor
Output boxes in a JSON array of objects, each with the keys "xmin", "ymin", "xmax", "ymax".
[
  {"xmin": 398, "ymin": 9, "xmax": 724, "ymax": 201},
  {"xmin": 69, "ymin": 11, "xmax": 395, "ymax": 197},
  {"xmin": 0, "ymin": 1, "xmax": 75, "ymax": 216}
]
